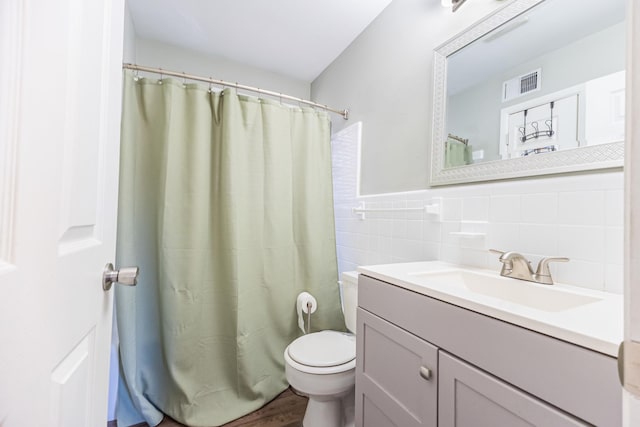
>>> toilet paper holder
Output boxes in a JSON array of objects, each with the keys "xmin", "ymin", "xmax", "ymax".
[
  {"xmin": 305, "ymin": 302, "xmax": 312, "ymax": 334},
  {"xmin": 297, "ymin": 292, "xmax": 318, "ymax": 334}
]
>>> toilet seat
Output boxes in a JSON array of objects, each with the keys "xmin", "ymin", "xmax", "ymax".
[
  {"xmin": 285, "ymin": 330, "xmax": 356, "ymax": 375},
  {"xmin": 289, "ymin": 330, "xmax": 355, "ymax": 367}
]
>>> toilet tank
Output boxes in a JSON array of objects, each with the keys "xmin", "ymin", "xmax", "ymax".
[{"xmin": 340, "ymin": 271, "xmax": 359, "ymax": 333}]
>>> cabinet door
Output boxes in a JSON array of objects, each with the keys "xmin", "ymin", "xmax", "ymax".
[
  {"xmin": 438, "ymin": 352, "xmax": 588, "ymax": 427},
  {"xmin": 356, "ymin": 308, "xmax": 437, "ymax": 427}
]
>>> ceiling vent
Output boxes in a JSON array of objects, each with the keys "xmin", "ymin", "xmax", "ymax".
[{"xmin": 502, "ymin": 68, "xmax": 541, "ymax": 102}]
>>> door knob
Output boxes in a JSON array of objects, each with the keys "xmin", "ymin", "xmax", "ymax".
[{"xmin": 103, "ymin": 263, "xmax": 139, "ymax": 291}]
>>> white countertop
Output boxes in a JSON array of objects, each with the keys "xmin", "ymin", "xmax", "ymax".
[{"xmin": 357, "ymin": 261, "xmax": 623, "ymax": 357}]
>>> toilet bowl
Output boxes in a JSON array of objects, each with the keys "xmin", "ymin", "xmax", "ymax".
[{"xmin": 284, "ymin": 271, "xmax": 359, "ymax": 427}]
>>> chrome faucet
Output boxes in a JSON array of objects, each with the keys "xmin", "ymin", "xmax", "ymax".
[{"xmin": 489, "ymin": 249, "xmax": 569, "ymax": 285}]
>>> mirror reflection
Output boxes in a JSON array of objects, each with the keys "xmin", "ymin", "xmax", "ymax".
[{"xmin": 444, "ymin": 0, "xmax": 625, "ymax": 168}]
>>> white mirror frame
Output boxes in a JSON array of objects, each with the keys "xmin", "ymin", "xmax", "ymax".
[{"xmin": 430, "ymin": 0, "xmax": 624, "ymax": 186}]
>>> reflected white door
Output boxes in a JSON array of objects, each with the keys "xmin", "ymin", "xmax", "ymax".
[{"xmin": 0, "ymin": 0, "xmax": 125, "ymax": 425}]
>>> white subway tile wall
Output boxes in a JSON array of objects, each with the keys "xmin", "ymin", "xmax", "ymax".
[{"xmin": 331, "ymin": 124, "xmax": 624, "ymax": 293}]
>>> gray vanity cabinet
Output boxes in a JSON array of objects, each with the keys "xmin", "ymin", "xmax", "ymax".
[{"xmin": 355, "ymin": 274, "xmax": 621, "ymax": 427}]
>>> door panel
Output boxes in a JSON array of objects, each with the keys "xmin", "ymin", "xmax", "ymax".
[
  {"xmin": 58, "ymin": 0, "xmax": 106, "ymax": 253},
  {"xmin": 0, "ymin": 0, "xmax": 125, "ymax": 425},
  {"xmin": 356, "ymin": 308, "xmax": 438, "ymax": 427},
  {"xmin": 362, "ymin": 395, "xmax": 397, "ymax": 427},
  {"xmin": 50, "ymin": 331, "xmax": 95, "ymax": 427}
]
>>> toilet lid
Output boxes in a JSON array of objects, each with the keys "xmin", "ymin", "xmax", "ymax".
[{"xmin": 288, "ymin": 330, "xmax": 356, "ymax": 367}]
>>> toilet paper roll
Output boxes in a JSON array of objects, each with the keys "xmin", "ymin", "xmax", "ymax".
[{"xmin": 296, "ymin": 292, "xmax": 317, "ymax": 334}]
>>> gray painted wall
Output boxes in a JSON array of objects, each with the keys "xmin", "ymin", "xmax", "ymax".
[{"xmin": 123, "ymin": 4, "xmax": 137, "ymax": 64}]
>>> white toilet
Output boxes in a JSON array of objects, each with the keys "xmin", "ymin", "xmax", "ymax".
[{"xmin": 284, "ymin": 271, "xmax": 359, "ymax": 427}]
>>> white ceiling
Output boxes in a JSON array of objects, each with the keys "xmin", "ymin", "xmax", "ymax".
[{"xmin": 126, "ymin": 0, "xmax": 394, "ymax": 82}]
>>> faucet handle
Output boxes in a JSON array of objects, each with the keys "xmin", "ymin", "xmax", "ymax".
[
  {"xmin": 489, "ymin": 249, "xmax": 513, "ymax": 277},
  {"xmin": 535, "ymin": 257, "xmax": 569, "ymax": 284},
  {"xmin": 489, "ymin": 249, "xmax": 505, "ymax": 256},
  {"xmin": 490, "ymin": 249, "xmax": 528, "ymax": 264},
  {"xmin": 489, "ymin": 249, "xmax": 509, "ymax": 267}
]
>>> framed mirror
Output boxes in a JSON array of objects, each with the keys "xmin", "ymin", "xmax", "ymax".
[{"xmin": 430, "ymin": 0, "xmax": 625, "ymax": 186}]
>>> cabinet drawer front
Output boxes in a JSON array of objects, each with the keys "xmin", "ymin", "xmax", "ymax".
[
  {"xmin": 356, "ymin": 308, "xmax": 437, "ymax": 427},
  {"xmin": 439, "ymin": 352, "xmax": 588, "ymax": 427}
]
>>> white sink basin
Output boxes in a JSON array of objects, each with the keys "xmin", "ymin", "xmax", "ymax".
[{"xmin": 408, "ymin": 269, "xmax": 602, "ymax": 312}]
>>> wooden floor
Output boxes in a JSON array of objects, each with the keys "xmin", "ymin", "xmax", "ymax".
[{"xmin": 107, "ymin": 388, "xmax": 307, "ymax": 427}]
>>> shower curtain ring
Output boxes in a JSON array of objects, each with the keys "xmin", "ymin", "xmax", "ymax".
[
  {"xmin": 158, "ymin": 69, "xmax": 164, "ymax": 85},
  {"xmin": 182, "ymin": 72, "xmax": 187, "ymax": 88},
  {"xmin": 208, "ymin": 80, "xmax": 213, "ymax": 94},
  {"xmin": 133, "ymin": 69, "xmax": 139, "ymax": 82}
]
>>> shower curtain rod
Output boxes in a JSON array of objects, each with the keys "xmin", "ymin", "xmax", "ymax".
[{"xmin": 122, "ymin": 63, "xmax": 349, "ymax": 120}]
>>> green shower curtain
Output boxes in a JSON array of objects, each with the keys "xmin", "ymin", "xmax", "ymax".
[{"xmin": 115, "ymin": 71, "xmax": 344, "ymax": 427}]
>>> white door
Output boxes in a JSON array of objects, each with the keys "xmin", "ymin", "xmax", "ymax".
[
  {"xmin": 0, "ymin": 0, "xmax": 126, "ymax": 425},
  {"xmin": 624, "ymin": 0, "xmax": 640, "ymax": 424}
]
